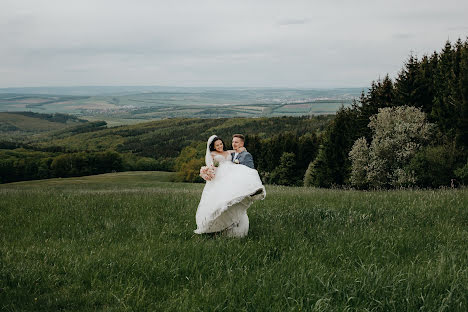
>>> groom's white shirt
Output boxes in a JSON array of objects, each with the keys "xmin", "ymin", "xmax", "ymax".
[{"xmin": 233, "ymin": 152, "xmax": 239, "ymax": 160}]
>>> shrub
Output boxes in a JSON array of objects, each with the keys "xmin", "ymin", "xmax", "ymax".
[
  {"xmin": 407, "ymin": 144, "xmax": 460, "ymax": 187},
  {"xmin": 348, "ymin": 137, "xmax": 369, "ymax": 189},
  {"xmin": 176, "ymin": 158, "xmax": 204, "ymax": 183},
  {"xmin": 349, "ymin": 106, "xmax": 433, "ymax": 188},
  {"xmin": 454, "ymin": 159, "xmax": 468, "ymax": 185},
  {"xmin": 136, "ymin": 157, "xmax": 160, "ymax": 171},
  {"xmin": 175, "ymin": 145, "xmax": 205, "ymax": 182}
]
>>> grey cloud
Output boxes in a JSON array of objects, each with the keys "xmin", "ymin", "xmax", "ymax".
[
  {"xmin": 277, "ymin": 18, "xmax": 310, "ymax": 26},
  {"xmin": 447, "ymin": 26, "xmax": 468, "ymax": 31},
  {"xmin": 1, "ymin": 0, "xmax": 468, "ymax": 88},
  {"xmin": 393, "ymin": 33, "xmax": 414, "ymax": 39}
]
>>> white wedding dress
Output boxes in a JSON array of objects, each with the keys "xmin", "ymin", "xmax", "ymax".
[{"xmin": 194, "ymin": 153, "xmax": 266, "ymax": 237}]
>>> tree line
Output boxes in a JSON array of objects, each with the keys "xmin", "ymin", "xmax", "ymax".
[
  {"xmin": 0, "ymin": 150, "xmax": 123, "ymax": 183},
  {"xmin": 303, "ymin": 39, "xmax": 468, "ymax": 188}
]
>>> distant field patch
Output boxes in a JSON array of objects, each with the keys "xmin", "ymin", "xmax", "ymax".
[
  {"xmin": 0, "ymin": 88, "xmax": 362, "ymax": 123},
  {"xmin": 283, "ymin": 103, "xmax": 311, "ymax": 109},
  {"xmin": 74, "ymin": 100, "xmax": 119, "ymax": 110},
  {"xmin": 8, "ymin": 104, "xmax": 28, "ymax": 109},
  {"xmin": 233, "ymin": 105, "xmax": 265, "ymax": 111},
  {"xmin": 276, "ymin": 104, "xmax": 312, "ymax": 113},
  {"xmin": 13, "ymin": 98, "xmax": 52, "ymax": 104}
]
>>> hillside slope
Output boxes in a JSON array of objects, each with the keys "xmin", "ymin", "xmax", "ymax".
[
  {"xmin": 0, "ymin": 112, "xmax": 87, "ymax": 136},
  {"xmin": 31, "ymin": 115, "xmax": 333, "ymax": 158}
]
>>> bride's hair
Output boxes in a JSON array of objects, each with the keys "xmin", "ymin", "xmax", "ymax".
[{"xmin": 209, "ymin": 137, "xmax": 227, "ymax": 151}]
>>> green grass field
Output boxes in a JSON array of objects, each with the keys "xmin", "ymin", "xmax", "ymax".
[{"xmin": 1, "ymin": 172, "xmax": 467, "ymax": 311}]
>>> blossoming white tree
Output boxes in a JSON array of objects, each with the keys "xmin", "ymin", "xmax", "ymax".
[
  {"xmin": 349, "ymin": 106, "xmax": 433, "ymax": 188},
  {"xmin": 348, "ymin": 137, "xmax": 369, "ymax": 189}
]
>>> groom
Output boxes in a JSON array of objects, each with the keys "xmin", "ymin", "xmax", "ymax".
[{"xmin": 231, "ymin": 134, "xmax": 254, "ymax": 169}]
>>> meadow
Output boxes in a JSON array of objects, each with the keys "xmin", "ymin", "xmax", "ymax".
[{"xmin": 0, "ymin": 172, "xmax": 467, "ymax": 311}]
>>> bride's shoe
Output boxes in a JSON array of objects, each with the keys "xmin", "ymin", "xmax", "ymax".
[{"xmin": 250, "ymin": 188, "xmax": 263, "ymax": 197}]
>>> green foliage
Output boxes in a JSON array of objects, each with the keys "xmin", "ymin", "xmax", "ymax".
[
  {"xmin": 0, "ymin": 112, "xmax": 85, "ymax": 138},
  {"xmin": 1, "ymin": 116, "xmax": 327, "ymax": 184},
  {"xmin": 408, "ymin": 143, "xmax": 461, "ymax": 188},
  {"xmin": 135, "ymin": 157, "xmax": 173, "ymax": 171},
  {"xmin": 13, "ymin": 111, "xmax": 86, "ymax": 124},
  {"xmin": 52, "ymin": 120, "xmax": 107, "ymax": 137},
  {"xmin": 113, "ymin": 116, "xmax": 330, "ymax": 159},
  {"xmin": 313, "ymin": 38, "xmax": 468, "ymax": 188},
  {"xmin": 135, "ymin": 157, "xmax": 160, "ymax": 171},
  {"xmin": 253, "ymin": 131, "xmax": 319, "ymax": 185},
  {"xmin": 175, "ymin": 145, "xmax": 205, "ymax": 182},
  {"xmin": 305, "ymin": 107, "xmax": 358, "ymax": 187},
  {"xmin": 303, "ymin": 146, "xmax": 334, "ymax": 187},
  {"xmin": 50, "ymin": 151, "xmax": 122, "ymax": 178},
  {"xmin": 303, "ymin": 160, "xmax": 314, "ymax": 187},
  {"xmin": 269, "ymin": 152, "xmax": 298, "ymax": 186},
  {"xmin": 174, "ymin": 145, "xmax": 204, "ymax": 172},
  {"xmin": 454, "ymin": 159, "xmax": 468, "ymax": 185},
  {"xmin": 0, "ymin": 149, "xmax": 123, "ymax": 183},
  {"xmin": 349, "ymin": 106, "xmax": 433, "ymax": 189},
  {"xmin": 177, "ymin": 158, "xmax": 205, "ymax": 183},
  {"xmin": 1, "ymin": 174, "xmax": 467, "ymax": 311},
  {"xmin": 348, "ymin": 137, "xmax": 369, "ymax": 189},
  {"xmin": 0, "ymin": 149, "xmax": 55, "ymax": 183}
]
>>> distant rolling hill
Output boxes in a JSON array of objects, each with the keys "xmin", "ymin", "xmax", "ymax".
[
  {"xmin": 0, "ymin": 112, "xmax": 88, "ymax": 137},
  {"xmin": 0, "ymin": 86, "xmax": 364, "ymax": 126}
]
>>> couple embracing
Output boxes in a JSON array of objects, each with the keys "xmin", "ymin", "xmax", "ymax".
[{"xmin": 194, "ymin": 134, "xmax": 266, "ymax": 238}]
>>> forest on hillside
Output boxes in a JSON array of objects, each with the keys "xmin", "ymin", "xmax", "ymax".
[{"xmin": 0, "ymin": 115, "xmax": 332, "ymax": 184}]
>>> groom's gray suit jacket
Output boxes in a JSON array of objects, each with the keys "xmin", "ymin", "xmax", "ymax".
[{"xmin": 231, "ymin": 151, "xmax": 255, "ymax": 169}]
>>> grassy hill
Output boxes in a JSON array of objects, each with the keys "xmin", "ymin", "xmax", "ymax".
[
  {"xmin": 0, "ymin": 112, "xmax": 87, "ymax": 139},
  {"xmin": 0, "ymin": 172, "xmax": 466, "ymax": 311}
]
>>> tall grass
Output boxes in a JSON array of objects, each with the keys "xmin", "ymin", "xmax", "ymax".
[{"xmin": 1, "ymin": 172, "xmax": 467, "ymax": 311}]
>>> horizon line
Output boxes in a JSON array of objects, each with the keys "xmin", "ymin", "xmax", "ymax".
[{"xmin": 0, "ymin": 84, "xmax": 368, "ymax": 90}]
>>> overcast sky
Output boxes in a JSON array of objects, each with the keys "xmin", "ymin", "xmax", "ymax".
[{"xmin": 1, "ymin": 0, "xmax": 467, "ymax": 88}]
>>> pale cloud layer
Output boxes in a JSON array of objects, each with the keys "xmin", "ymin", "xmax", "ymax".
[{"xmin": 1, "ymin": 0, "xmax": 467, "ymax": 88}]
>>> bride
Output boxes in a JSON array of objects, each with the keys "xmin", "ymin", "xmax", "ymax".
[{"xmin": 194, "ymin": 135, "xmax": 266, "ymax": 237}]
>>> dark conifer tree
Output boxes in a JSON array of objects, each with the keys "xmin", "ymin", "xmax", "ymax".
[
  {"xmin": 307, "ymin": 106, "xmax": 359, "ymax": 186},
  {"xmin": 394, "ymin": 54, "xmax": 420, "ymax": 107},
  {"xmin": 431, "ymin": 41, "xmax": 455, "ymax": 135},
  {"xmin": 457, "ymin": 39, "xmax": 468, "ymax": 149},
  {"xmin": 415, "ymin": 54, "xmax": 436, "ymax": 115}
]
